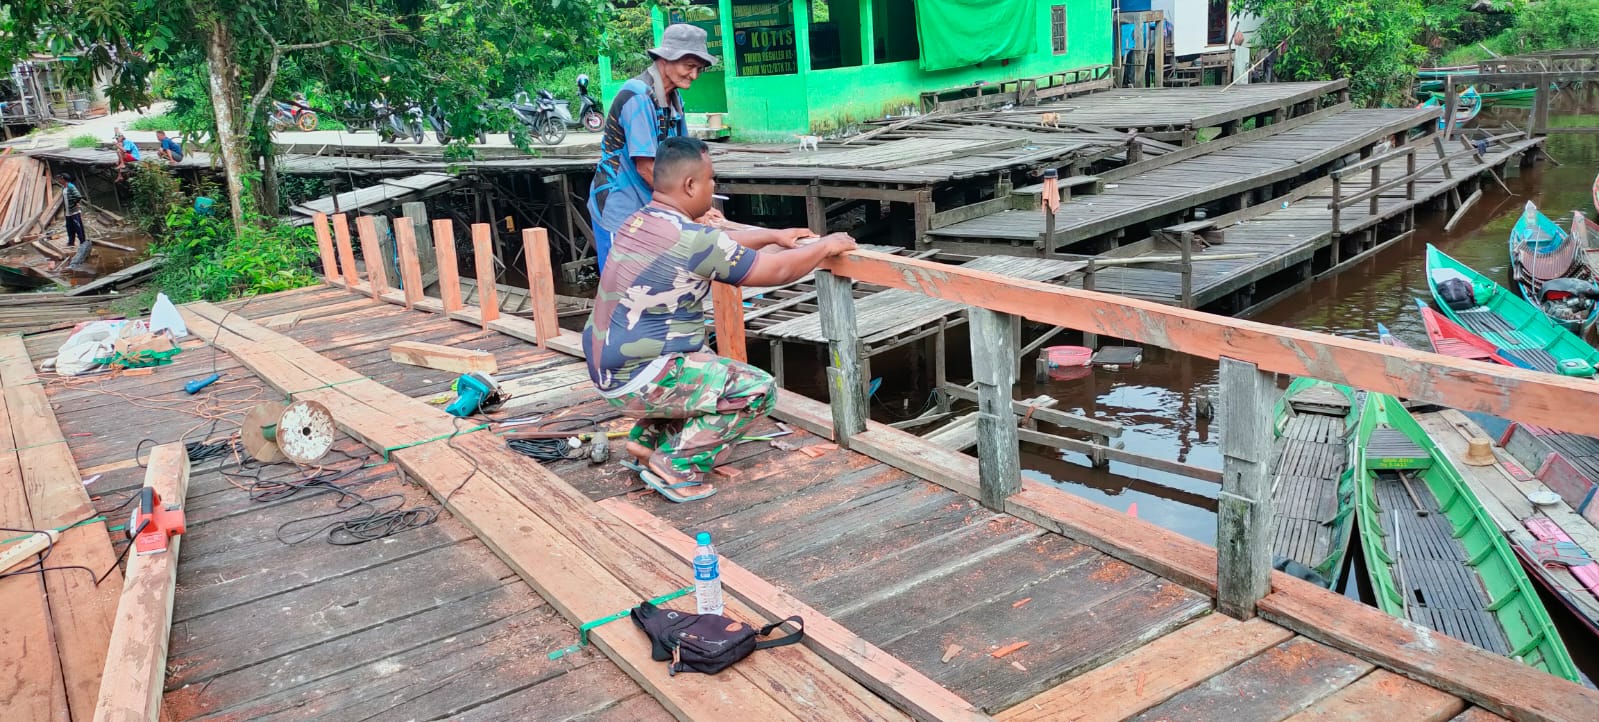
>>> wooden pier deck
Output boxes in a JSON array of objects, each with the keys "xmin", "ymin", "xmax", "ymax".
[
  {"xmin": 926, "ymin": 108, "xmax": 1436, "ymax": 252},
  {"xmin": 989, "ymin": 80, "xmax": 1350, "ymax": 134},
  {"xmin": 1057, "ymin": 134, "xmax": 1545, "ymax": 311},
  {"xmin": 8, "ymin": 244, "xmax": 1594, "ymax": 720}
]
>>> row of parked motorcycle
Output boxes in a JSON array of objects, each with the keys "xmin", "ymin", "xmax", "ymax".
[{"xmin": 273, "ymin": 76, "xmax": 605, "ymax": 147}]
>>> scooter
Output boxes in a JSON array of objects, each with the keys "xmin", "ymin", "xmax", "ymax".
[
  {"xmin": 575, "ymin": 74, "xmax": 603, "ymax": 132},
  {"xmin": 425, "ymin": 100, "xmax": 453, "ymax": 144},
  {"xmin": 508, "ymin": 90, "xmax": 570, "ymax": 146},
  {"xmin": 269, "ymin": 98, "xmax": 318, "ymax": 132},
  {"xmin": 374, "ymin": 98, "xmax": 425, "ymax": 144}
]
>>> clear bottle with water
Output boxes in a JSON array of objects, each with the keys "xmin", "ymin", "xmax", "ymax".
[{"xmin": 693, "ymin": 531, "xmax": 724, "ymax": 616}]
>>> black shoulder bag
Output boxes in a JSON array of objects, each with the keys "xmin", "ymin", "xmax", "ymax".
[{"xmin": 630, "ymin": 601, "xmax": 804, "ymax": 675}]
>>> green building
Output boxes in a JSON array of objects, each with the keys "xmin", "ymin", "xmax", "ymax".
[{"xmin": 599, "ymin": 1, "xmax": 1114, "ymax": 142}]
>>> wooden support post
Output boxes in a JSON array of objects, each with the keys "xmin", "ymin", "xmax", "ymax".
[
  {"xmin": 371, "ymin": 214, "xmax": 395, "ymax": 282},
  {"xmin": 1216, "ymin": 357, "xmax": 1276, "ymax": 619},
  {"xmin": 816, "ymin": 270, "xmax": 866, "ymax": 447},
  {"xmin": 913, "ymin": 190, "xmax": 933, "ymax": 249},
  {"xmin": 712, "ymin": 282, "xmax": 748, "ymax": 362},
  {"xmin": 1406, "ymin": 144, "xmax": 1418, "ymax": 201},
  {"xmin": 1179, "ymin": 231, "xmax": 1194, "ymax": 308},
  {"xmin": 805, "ymin": 182, "xmax": 826, "ymax": 234},
  {"xmin": 1368, "ymin": 162, "xmax": 1381, "ymax": 217},
  {"xmin": 393, "ymin": 216, "xmax": 425, "ymax": 310},
  {"xmin": 935, "ymin": 320, "xmax": 951, "ymax": 413},
  {"xmin": 471, "ymin": 223, "xmax": 500, "ymax": 328},
  {"xmin": 1442, "ymin": 76, "xmax": 1457, "ymax": 140},
  {"xmin": 1330, "ymin": 176, "xmax": 1342, "ymax": 235},
  {"xmin": 401, "ymin": 201, "xmax": 436, "ymax": 280},
  {"xmin": 522, "ymin": 228, "xmax": 560, "ymax": 346},
  {"xmin": 1082, "ymin": 260, "xmax": 1098, "ymax": 348},
  {"xmin": 770, "ymin": 340, "xmax": 785, "ymax": 386},
  {"xmin": 312, "ymin": 212, "xmax": 337, "ymax": 282},
  {"xmin": 332, "ymin": 213, "xmax": 359, "ymax": 287},
  {"xmin": 92, "ymin": 443, "xmax": 189, "ymax": 722},
  {"xmin": 354, "ymin": 216, "xmax": 389, "ymax": 301},
  {"xmin": 432, "ymin": 219, "xmax": 463, "ymax": 313},
  {"xmin": 970, "ymin": 307, "xmax": 1021, "ymax": 511}
]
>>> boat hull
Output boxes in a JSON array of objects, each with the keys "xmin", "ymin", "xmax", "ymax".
[{"xmin": 1424, "ymin": 244, "xmax": 1599, "ymax": 378}]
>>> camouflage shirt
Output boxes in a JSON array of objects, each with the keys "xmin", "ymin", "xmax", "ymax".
[{"xmin": 583, "ymin": 205, "xmax": 755, "ymax": 394}]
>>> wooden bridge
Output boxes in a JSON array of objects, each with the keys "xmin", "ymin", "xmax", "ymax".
[{"xmin": 9, "ymin": 208, "xmax": 1599, "ymax": 720}]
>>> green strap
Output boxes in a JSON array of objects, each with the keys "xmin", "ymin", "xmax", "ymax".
[
  {"xmin": 284, "ymin": 377, "xmax": 368, "ymax": 396},
  {"xmin": 547, "ymin": 586, "xmax": 694, "ymax": 661},
  {"xmin": 381, "ymin": 424, "xmax": 491, "ymax": 460},
  {"xmin": 0, "ymin": 515, "xmax": 120, "ymax": 546}
]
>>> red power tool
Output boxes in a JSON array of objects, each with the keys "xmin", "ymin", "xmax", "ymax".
[{"xmin": 127, "ymin": 487, "xmax": 186, "ymax": 555}]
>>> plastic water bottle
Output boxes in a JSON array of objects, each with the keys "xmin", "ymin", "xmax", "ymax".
[{"xmin": 693, "ymin": 531, "xmax": 724, "ymax": 616}]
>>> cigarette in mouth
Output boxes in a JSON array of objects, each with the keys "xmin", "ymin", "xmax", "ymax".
[{"xmin": 713, "ymin": 194, "xmax": 729, "ymax": 200}]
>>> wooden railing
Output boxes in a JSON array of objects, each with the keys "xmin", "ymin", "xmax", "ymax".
[{"xmin": 709, "ymin": 249, "xmax": 1599, "ymax": 623}]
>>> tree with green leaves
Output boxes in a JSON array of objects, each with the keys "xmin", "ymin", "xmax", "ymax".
[
  {"xmin": 1, "ymin": 0, "xmax": 605, "ymax": 230},
  {"xmin": 1238, "ymin": 0, "xmax": 1428, "ymax": 106}
]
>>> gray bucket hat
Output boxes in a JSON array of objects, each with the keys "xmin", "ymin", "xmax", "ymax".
[{"xmin": 648, "ymin": 24, "xmax": 718, "ymax": 67}]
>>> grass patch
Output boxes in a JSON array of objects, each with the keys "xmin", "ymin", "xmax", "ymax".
[
  {"xmin": 67, "ymin": 134, "xmax": 101, "ymax": 149},
  {"xmin": 126, "ymin": 113, "xmax": 178, "ymax": 131}
]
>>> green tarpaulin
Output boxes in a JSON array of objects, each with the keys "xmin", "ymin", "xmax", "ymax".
[{"xmin": 913, "ymin": 0, "xmax": 1038, "ymax": 72}]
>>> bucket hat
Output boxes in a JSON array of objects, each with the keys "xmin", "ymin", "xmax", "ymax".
[{"xmin": 648, "ymin": 24, "xmax": 718, "ymax": 67}]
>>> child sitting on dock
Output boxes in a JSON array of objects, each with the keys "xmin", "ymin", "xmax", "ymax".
[{"xmin": 583, "ymin": 136, "xmax": 856, "ymax": 501}]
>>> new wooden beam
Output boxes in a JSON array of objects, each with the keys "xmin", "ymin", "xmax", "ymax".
[
  {"xmin": 388, "ymin": 341, "xmax": 498, "ymax": 374},
  {"xmin": 354, "ymin": 215, "xmax": 389, "ymax": 301},
  {"xmin": 331, "ymin": 213, "xmax": 359, "ymax": 288},
  {"xmin": 393, "ymin": 216, "xmax": 425, "ymax": 309},
  {"xmin": 600, "ymin": 499, "xmax": 994, "ymax": 722},
  {"xmin": 470, "ymin": 223, "xmax": 499, "ymax": 328},
  {"xmin": 311, "ymin": 212, "xmax": 338, "ymax": 281},
  {"xmin": 821, "ymin": 251, "xmax": 1599, "ymax": 439},
  {"xmin": 432, "ymin": 218, "xmax": 463, "ymax": 313},
  {"xmin": 93, "ymin": 443, "xmax": 190, "ymax": 722},
  {"xmin": 522, "ymin": 228, "xmax": 560, "ymax": 346},
  {"xmin": 712, "ymin": 281, "xmax": 748, "ymax": 362}
]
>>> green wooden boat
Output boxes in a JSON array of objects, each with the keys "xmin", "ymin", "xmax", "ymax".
[
  {"xmin": 1271, "ymin": 378, "xmax": 1359, "ymax": 587},
  {"xmin": 1353, "ymin": 393, "xmax": 1580, "ymax": 681},
  {"xmin": 1425, "ymin": 244, "xmax": 1599, "ymax": 378}
]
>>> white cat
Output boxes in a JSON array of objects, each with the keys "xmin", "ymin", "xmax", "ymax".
[{"xmin": 796, "ymin": 134, "xmax": 821, "ymax": 152}]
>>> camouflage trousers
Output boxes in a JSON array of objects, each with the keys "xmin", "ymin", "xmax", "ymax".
[{"xmin": 605, "ymin": 352, "xmax": 777, "ymax": 475}]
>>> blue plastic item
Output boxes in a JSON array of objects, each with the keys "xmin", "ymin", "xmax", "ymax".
[
  {"xmin": 184, "ymin": 373, "xmax": 221, "ymax": 394},
  {"xmin": 193, "ymin": 197, "xmax": 215, "ymax": 216},
  {"xmin": 446, "ymin": 372, "xmax": 496, "ymax": 417}
]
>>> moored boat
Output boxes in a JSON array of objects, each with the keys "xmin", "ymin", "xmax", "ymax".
[
  {"xmin": 1417, "ymin": 86, "xmax": 1481, "ymax": 130},
  {"xmin": 1412, "ymin": 298, "xmax": 1527, "ymax": 368},
  {"xmin": 1270, "ymin": 378, "xmax": 1359, "ymax": 587},
  {"xmin": 1352, "ymin": 392, "xmax": 1580, "ymax": 680},
  {"xmin": 1425, "ymin": 244, "xmax": 1599, "ymax": 378},
  {"xmin": 0, "ymin": 264, "xmax": 55, "ymax": 291},
  {"xmin": 1508, "ymin": 201, "xmax": 1599, "ymax": 332}
]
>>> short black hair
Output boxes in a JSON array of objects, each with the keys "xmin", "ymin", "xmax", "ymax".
[
  {"xmin": 652, "ymin": 136, "xmax": 710, "ymax": 188},
  {"xmin": 59, "ymin": 172, "xmax": 73, "ymax": 182}
]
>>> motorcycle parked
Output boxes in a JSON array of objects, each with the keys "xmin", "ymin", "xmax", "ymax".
[
  {"xmin": 426, "ymin": 100, "xmax": 489, "ymax": 145},
  {"xmin": 575, "ymin": 74, "xmax": 602, "ymax": 132},
  {"xmin": 270, "ymin": 98, "xmax": 319, "ymax": 132},
  {"xmin": 509, "ymin": 90, "xmax": 570, "ymax": 146},
  {"xmin": 374, "ymin": 98, "xmax": 425, "ymax": 144}
]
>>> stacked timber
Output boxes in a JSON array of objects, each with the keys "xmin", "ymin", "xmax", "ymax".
[
  {"xmin": 0, "ymin": 152, "xmax": 60, "ymax": 247},
  {"xmin": 0, "ymin": 292, "xmax": 120, "ymax": 333}
]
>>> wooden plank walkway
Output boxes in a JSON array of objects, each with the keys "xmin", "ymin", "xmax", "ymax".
[
  {"xmin": 927, "ymin": 108, "xmax": 1434, "ymax": 250},
  {"xmin": 991, "ymin": 81, "xmax": 1348, "ymax": 131},
  {"xmin": 15, "ymin": 281, "xmax": 1599, "ymax": 720},
  {"xmin": 21, "ymin": 286, "xmax": 673, "ymax": 721},
  {"xmin": 1056, "ymin": 136, "xmax": 1545, "ymax": 309}
]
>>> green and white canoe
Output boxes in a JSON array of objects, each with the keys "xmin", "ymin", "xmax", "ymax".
[
  {"xmin": 1353, "ymin": 393, "xmax": 1580, "ymax": 681},
  {"xmin": 1270, "ymin": 378, "xmax": 1360, "ymax": 587},
  {"xmin": 1425, "ymin": 244, "xmax": 1599, "ymax": 378}
]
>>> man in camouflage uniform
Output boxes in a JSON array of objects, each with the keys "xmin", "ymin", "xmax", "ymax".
[{"xmin": 584, "ymin": 137, "xmax": 857, "ymax": 499}]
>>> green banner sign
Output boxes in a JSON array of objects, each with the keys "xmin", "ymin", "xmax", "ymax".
[{"xmin": 734, "ymin": 25, "xmax": 797, "ymax": 76}]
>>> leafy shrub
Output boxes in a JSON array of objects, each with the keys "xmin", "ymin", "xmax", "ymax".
[
  {"xmin": 127, "ymin": 162, "xmax": 185, "ymax": 235},
  {"xmin": 1509, "ymin": 0, "xmax": 1599, "ymax": 52},
  {"xmin": 126, "ymin": 113, "xmax": 178, "ymax": 131},
  {"xmin": 150, "ymin": 209, "xmax": 319, "ymax": 303},
  {"xmin": 67, "ymin": 134, "xmax": 101, "ymax": 149},
  {"xmin": 1240, "ymin": 0, "xmax": 1428, "ymax": 106}
]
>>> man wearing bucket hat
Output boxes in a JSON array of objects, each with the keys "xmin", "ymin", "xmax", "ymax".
[{"xmin": 588, "ymin": 24, "xmax": 717, "ymax": 274}]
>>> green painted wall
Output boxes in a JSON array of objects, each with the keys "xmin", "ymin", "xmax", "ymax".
[{"xmin": 601, "ymin": 1, "xmax": 1113, "ymax": 142}]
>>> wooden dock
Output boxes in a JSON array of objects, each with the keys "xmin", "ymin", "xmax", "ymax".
[{"xmin": 12, "ymin": 214, "xmax": 1599, "ymax": 720}]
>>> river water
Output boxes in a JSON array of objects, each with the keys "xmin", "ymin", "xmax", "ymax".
[{"xmin": 1014, "ymin": 114, "xmax": 1599, "ymax": 678}]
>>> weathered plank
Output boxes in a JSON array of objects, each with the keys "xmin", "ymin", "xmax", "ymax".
[
  {"xmin": 600, "ymin": 499, "xmax": 994, "ymax": 722},
  {"xmin": 1217, "ymin": 358, "xmax": 1277, "ymax": 618},
  {"xmin": 1281, "ymin": 670, "xmax": 1466, "ymax": 722},
  {"xmin": 997, "ymin": 615, "xmax": 1294, "ymax": 722},
  {"xmin": 970, "ymin": 308, "xmax": 1020, "ymax": 510},
  {"xmin": 388, "ymin": 340, "xmax": 498, "ymax": 374},
  {"xmin": 816, "ymin": 269, "xmax": 866, "ymax": 446},
  {"xmin": 1129, "ymin": 637, "xmax": 1372, "ymax": 722},
  {"xmin": 93, "ymin": 443, "xmax": 189, "ymax": 722}
]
